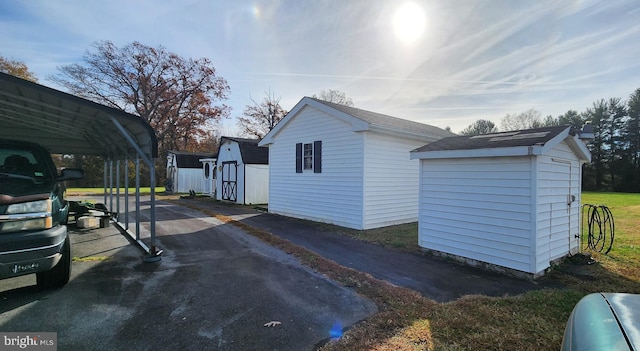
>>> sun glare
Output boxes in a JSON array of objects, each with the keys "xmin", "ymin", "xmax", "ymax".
[
  {"xmin": 392, "ymin": 2, "xmax": 426, "ymax": 45},
  {"xmin": 251, "ymin": 4, "xmax": 261, "ymax": 19}
]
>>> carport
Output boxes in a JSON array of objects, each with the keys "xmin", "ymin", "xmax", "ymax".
[{"xmin": 0, "ymin": 72, "xmax": 161, "ymax": 260}]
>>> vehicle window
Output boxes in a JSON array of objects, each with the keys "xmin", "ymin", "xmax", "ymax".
[{"xmin": 0, "ymin": 147, "xmax": 51, "ymax": 181}]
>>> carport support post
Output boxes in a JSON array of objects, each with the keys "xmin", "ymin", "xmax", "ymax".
[
  {"xmin": 135, "ymin": 156, "xmax": 140, "ymax": 241},
  {"xmin": 108, "ymin": 114, "xmax": 160, "ymax": 262},
  {"xmin": 116, "ymin": 159, "xmax": 120, "ymax": 218},
  {"xmin": 109, "ymin": 160, "xmax": 113, "ymax": 213},
  {"xmin": 124, "ymin": 157, "xmax": 129, "ymax": 230},
  {"xmin": 103, "ymin": 160, "xmax": 108, "ymax": 206},
  {"xmin": 149, "ymin": 161, "xmax": 156, "ymax": 249}
]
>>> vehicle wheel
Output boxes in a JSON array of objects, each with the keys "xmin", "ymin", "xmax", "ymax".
[{"xmin": 36, "ymin": 238, "xmax": 71, "ymax": 289}]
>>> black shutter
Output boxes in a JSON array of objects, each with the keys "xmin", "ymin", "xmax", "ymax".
[
  {"xmin": 295, "ymin": 143, "xmax": 302, "ymax": 173},
  {"xmin": 313, "ymin": 140, "xmax": 322, "ymax": 173}
]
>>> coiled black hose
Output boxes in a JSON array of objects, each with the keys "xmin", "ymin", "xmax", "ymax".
[{"xmin": 581, "ymin": 204, "xmax": 614, "ymax": 254}]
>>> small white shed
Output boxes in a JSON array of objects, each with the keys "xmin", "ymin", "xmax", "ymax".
[
  {"xmin": 410, "ymin": 125, "xmax": 593, "ymax": 277},
  {"xmin": 215, "ymin": 136, "xmax": 269, "ymax": 205},
  {"xmin": 258, "ymin": 97, "xmax": 455, "ymax": 230},
  {"xmin": 166, "ymin": 151, "xmax": 215, "ymax": 194}
]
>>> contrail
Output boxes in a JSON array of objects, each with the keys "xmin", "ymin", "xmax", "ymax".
[{"xmin": 246, "ymin": 71, "xmax": 567, "ymax": 87}]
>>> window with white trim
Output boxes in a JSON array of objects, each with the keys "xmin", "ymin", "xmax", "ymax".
[
  {"xmin": 296, "ymin": 141, "xmax": 322, "ymax": 173},
  {"xmin": 303, "ymin": 143, "xmax": 313, "ymax": 170}
]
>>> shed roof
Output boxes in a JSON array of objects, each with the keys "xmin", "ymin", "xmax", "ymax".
[
  {"xmin": 0, "ymin": 72, "xmax": 157, "ymax": 160},
  {"xmin": 220, "ymin": 136, "xmax": 268, "ymax": 164},
  {"xmin": 414, "ymin": 126, "xmax": 570, "ymax": 152},
  {"xmin": 169, "ymin": 151, "xmax": 215, "ymax": 168},
  {"xmin": 411, "ymin": 125, "xmax": 591, "ymax": 162},
  {"xmin": 308, "ymin": 98, "xmax": 455, "ymax": 139},
  {"xmin": 259, "ymin": 97, "xmax": 455, "ymax": 145}
]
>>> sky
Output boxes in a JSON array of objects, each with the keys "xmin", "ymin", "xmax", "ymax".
[{"xmin": 1, "ymin": 0, "xmax": 640, "ymax": 135}]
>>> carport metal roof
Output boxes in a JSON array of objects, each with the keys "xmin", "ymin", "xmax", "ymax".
[
  {"xmin": 0, "ymin": 72, "xmax": 160, "ymax": 259},
  {"xmin": 0, "ymin": 72, "xmax": 157, "ymax": 160}
]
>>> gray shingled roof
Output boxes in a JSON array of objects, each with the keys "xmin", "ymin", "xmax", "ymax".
[
  {"xmin": 169, "ymin": 151, "xmax": 216, "ymax": 168},
  {"xmin": 309, "ymin": 97, "xmax": 455, "ymax": 139},
  {"xmin": 220, "ymin": 136, "xmax": 269, "ymax": 164},
  {"xmin": 412, "ymin": 125, "xmax": 573, "ymax": 152}
]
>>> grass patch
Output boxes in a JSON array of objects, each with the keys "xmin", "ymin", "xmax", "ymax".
[
  {"xmin": 66, "ymin": 187, "xmax": 166, "ymax": 196},
  {"xmin": 334, "ymin": 222, "xmax": 421, "ymax": 253},
  {"xmin": 72, "ymin": 256, "xmax": 109, "ymax": 262},
  {"xmin": 178, "ymin": 192, "xmax": 640, "ymax": 350}
]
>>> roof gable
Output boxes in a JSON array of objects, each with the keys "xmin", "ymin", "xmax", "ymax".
[
  {"xmin": 311, "ymin": 98, "xmax": 455, "ymax": 138},
  {"xmin": 259, "ymin": 97, "xmax": 454, "ymax": 146},
  {"xmin": 219, "ymin": 136, "xmax": 268, "ymax": 164}
]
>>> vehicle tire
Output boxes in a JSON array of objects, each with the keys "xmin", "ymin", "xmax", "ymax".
[{"xmin": 36, "ymin": 238, "xmax": 71, "ymax": 289}]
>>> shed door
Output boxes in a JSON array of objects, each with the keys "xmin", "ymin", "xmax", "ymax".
[
  {"xmin": 166, "ymin": 166, "xmax": 176, "ymax": 193},
  {"xmin": 202, "ymin": 162, "xmax": 213, "ymax": 196},
  {"xmin": 221, "ymin": 161, "xmax": 238, "ymax": 202},
  {"xmin": 550, "ymin": 158, "xmax": 576, "ymax": 258}
]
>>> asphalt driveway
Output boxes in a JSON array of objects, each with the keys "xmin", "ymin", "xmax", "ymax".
[
  {"xmin": 1, "ymin": 195, "xmax": 550, "ymax": 350},
  {"xmin": 178, "ymin": 197, "xmax": 545, "ymax": 302},
  {"xmin": 0, "ymin": 198, "xmax": 376, "ymax": 351}
]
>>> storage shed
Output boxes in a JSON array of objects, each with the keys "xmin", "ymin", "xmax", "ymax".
[
  {"xmin": 410, "ymin": 125, "xmax": 593, "ymax": 277},
  {"xmin": 258, "ymin": 97, "xmax": 455, "ymax": 230},
  {"xmin": 215, "ymin": 136, "xmax": 269, "ymax": 205},
  {"xmin": 166, "ymin": 151, "xmax": 215, "ymax": 194}
]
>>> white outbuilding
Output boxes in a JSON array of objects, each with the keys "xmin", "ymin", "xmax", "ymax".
[
  {"xmin": 215, "ymin": 136, "xmax": 269, "ymax": 205},
  {"xmin": 410, "ymin": 125, "xmax": 593, "ymax": 277},
  {"xmin": 166, "ymin": 151, "xmax": 215, "ymax": 194},
  {"xmin": 258, "ymin": 97, "xmax": 455, "ymax": 230}
]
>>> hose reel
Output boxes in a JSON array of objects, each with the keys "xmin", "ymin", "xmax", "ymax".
[{"xmin": 581, "ymin": 204, "xmax": 615, "ymax": 254}]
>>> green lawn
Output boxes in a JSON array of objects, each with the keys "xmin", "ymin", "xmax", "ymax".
[{"xmin": 66, "ymin": 187, "xmax": 166, "ymax": 196}]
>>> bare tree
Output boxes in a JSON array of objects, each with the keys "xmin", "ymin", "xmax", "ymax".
[
  {"xmin": 312, "ymin": 89, "xmax": 354, "ymax": 106},
  {"xmin": 49, "ymin": 41, "xmax": 230, "ymax": 154},
  {"xmin": 459, "ymin": 119, "xmax": 498, "ymax": 136},
  {"xmin": 500, "ymin": 109, "xmax": 544, "ymax": 131},
  {"xmin": 237, "ymin": 90, "xmax": 287, "ymax": 139},
  {"xmin": 0, "ymin": 55, "xmax": 37, "ymax": 82}
]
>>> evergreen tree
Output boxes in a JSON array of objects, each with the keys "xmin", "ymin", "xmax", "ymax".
[
  {"xmin": 622, "ymin": 88, "xmax": 640, "ymax": 191},
  {"xmin": 605, "ymin": 98, "xmax": 627, "ymax": 190},
  {"xmin": 583, "ymin": 100, "xmax": 608, "ymax": 190}
]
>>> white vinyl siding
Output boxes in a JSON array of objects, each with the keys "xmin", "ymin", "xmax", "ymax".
[
  {"xmin": 166, "ymin": 154, "xmax": 206, "ymax": 193},
  {"xmin": 416, "ymin": 137, "xmax": 588, "ymax": 276},
  {"xmin": 535, "ymin": 142, "xmax": 582, "ymax": 272},
  {"xmin": 175, "ymin": 168, "xmax": 205, "ymax": 193},
  {"xmin": 362, "ymin": 132, "xmax": 422, "ymax": 229},
  {"xmin": 244, "ymin": 164, "xmax": 269, "ymax": 205},
  {"xmin": 418, "ymin": 157, "xmax": 533, "ymax": 272},
  {"xmin": 267, "ymin": 105, "xmax": 365, "ymax": 229}
]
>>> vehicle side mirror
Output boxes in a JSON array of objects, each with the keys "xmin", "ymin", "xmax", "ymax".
[{"xmin": 58, "ymin": 168, "xmax": 84, "ymax": 181}]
